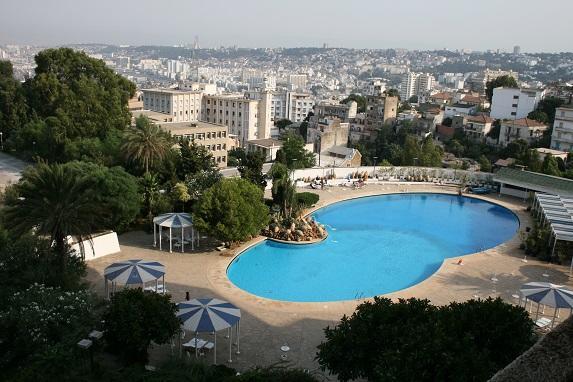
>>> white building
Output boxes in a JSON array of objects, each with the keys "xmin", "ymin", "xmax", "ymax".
[
  {"xmin": 201, "ymin": 94, "xmax": 271, "ymax": 146},
  {"xmin": 141, "ymin": 88, "xmax": 203, "ymax": 123},
  {"xmin": 550, "ymin": 105, "xmax": 573, "ymax": 151},
  {"xmin": 498, "ymin": 118, "xmax": 548, "ymax": 146},
  {"xmin": 400, "ymin": 72, "xmax": 435, "ymax": 101},
  {"xmin": 490, "ymin": 87, "xmax": 545, "ymax": 120},
  {"xmin": 248, "ymin": 89, "xmax": 314, "ymax": 124}
]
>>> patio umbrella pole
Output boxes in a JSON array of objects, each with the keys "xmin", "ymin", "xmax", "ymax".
[
  {"xmin": 153, "ymin": 223, "xmax": 156, "ymax": 247},
  {"xmin": 236, "ymin": 321, "xmax": 240, "ymax": 354},
  {"xmin": 195, "ymin": 331, "xmax": 198, "ymax": 359},
  {"xmin": 163, "ymin": 275, "xmax": 165, "ymax": 295},
  {"xmin": 228, "ymin": 328, "xmax": 233, "ymax": 363},
  {"xmin": 535, "ymin": 302, "xmax": 541, "ymax": 320},
  {"xmin": 159, "ymin": 226, "xmax": 162, "ymax": 250},
  {"xmin": 181, "ymin": 227, "xmax": 184, "ymax": 253},
  {"xmin": 169, "ymin": 227, "xmax": 172, "ymax": 253},
  {"xmin": 214, "ymin": 331, "xmax": 217, "ymax": 364}
]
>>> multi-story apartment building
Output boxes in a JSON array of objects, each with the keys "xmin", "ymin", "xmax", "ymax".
[
  {"xmin": 131, "ymin": 111, "xmax": 236, "ymax": 168},
  {"xmin": 201, "ymin": 94, "xmax": 271, "ymax": 146},
  {"xmin": 455, "ymin": 115, "xmax": 494, "ymax": 142},
  {"xmin": 469, "ymin": 69, "xmax": 519, "ymax": 92},
  {"xmin": 490, "ymin": 87, "xmax": 545, "ymax": 120},
  {"xmin": 400, "ymin": 72, "xmax": 435, "ymax": 101},
  {"xmin": 161, "ymin": 121, "xmax": 236, "ymax": 167},
  {"xmin": 314, "ymin": 101, "xmax": 357, "ymax": 121},
  {"xmin": 498, "ymin": 118, "xmax": 548, "ymax": 146},
  {"xmin": 141, "ymin": 88, "xmax": 203, "ymax": 123},
  {"xmin": 246, "ymin": 89, "xmax": 314, "ymax": 124},
  {"xmin": 307, "ymin": 116, "xmax": 350, "ymax": 154},
  {"xmin": 550, "ymin": 105, "xmax": 573, "ymax": 151},
  {"xmin": 287, "ymin": 74, "xmax": 307, "ymax": 90},
  {"xmin": 178, "ymin": 81, "xmax": 217, "ymax": 94}
]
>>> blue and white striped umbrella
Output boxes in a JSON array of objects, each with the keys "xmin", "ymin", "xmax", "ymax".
[
  {"xmin": 177, "ymin": 298, "xmax": 241, "ymax": 332},
  {"xmin": 520, "ymin": 282, "xmax": 573, "ymax": 309},
  {"xmin": 104, "ymin": 260, "xmax": 165, "ymax": 285},
  {"xmin": 153, "ymin": 213, "xmax": 193, "ymax": 228}
]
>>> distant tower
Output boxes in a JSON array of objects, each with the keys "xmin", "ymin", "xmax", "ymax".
[
  {"xmin": 193, "ymin": 36, "xmax": 200, "ymax": 50},
  {"xmin": 323, "ymin": 43, "xmax": 329, "ymax": 49},
  {"xmin": 513, "ymin": 45, "xmax": 521, "ymax": 55}
]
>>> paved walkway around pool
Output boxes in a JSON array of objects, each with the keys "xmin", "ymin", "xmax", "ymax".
[{"xmin": 85, "ymin": 183, "xmax": 573, "ymax": 377}]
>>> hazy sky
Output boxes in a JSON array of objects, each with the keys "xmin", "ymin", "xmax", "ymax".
[{"xmin": 1, "ymin": 0, "xmax": 572, "ymax": 52}]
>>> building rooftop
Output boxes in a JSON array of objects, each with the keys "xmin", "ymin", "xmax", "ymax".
[
  {"xmin": 493, "ymin": 168, "xmax": 573, "ymax": 196},
  {"xmin": 430, "ymin": 92, "xmax": 453, "ymax": 100},
  {"xmin": 466, "ymin": 115, "xmax": 494, "ymax": 124},
  {"xmin": 500, "ymin": 118, "xmax": 547, "ymax": 128},
  {"xmin": 141, "ymin": 88, "xmax": 202, "ymax": 94},
  {"xmin": 159, "ymin": 120, "xmax": 227, "ymax": 132},
  {"xmin": 246, "ymin": 138, "xmax": 283, "ymax": 148}
]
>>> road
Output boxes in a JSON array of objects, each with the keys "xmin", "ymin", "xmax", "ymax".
[{"xmin": 0, "ymin": 152, "xmax": 26, "ymax": 189}]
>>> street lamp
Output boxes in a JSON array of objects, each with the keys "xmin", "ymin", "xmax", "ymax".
[
  {"xmin": 373, "ymin": 156, "xmax": 378, "ymax": 178},
  {"xmin": 291, "ymin": 159, "xmax": 297, "ymax": 182},
  {"xmin": 0, "ymin": 132, "xmax": 3, "ymax": 151}
]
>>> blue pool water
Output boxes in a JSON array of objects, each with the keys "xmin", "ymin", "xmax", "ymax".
[{"xmin": 227, "ymin": 193, "xmax": 519, "ymax": 302}]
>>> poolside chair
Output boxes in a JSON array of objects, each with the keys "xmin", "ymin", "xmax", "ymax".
[{"xmin": 535, "ymin": 317, "xmax": 552, "ymax": 330}]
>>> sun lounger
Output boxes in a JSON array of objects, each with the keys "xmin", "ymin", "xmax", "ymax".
[{"xmin": 535, "ymin": 317, "xmax": 552, "ymax": 329}]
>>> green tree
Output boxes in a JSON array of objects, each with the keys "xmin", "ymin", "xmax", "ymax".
[
  {"xmin": 408, "ymin": 95, "xmax": 419, "ymax": 104},
  {"xmin": 172, "ymin": 181, "xmax": 191, "ymax": 211},
  {"xmin": 65, "ymin": 161, "xmax": 141, "ymax": 232},
  {"xmin": 238, "ymin": 150, "xmax": 267, "ymax": 189},
  {"xmin": 488, "ymin": 120, "xmax": 501, "ymax": 141},
  {"xmin": 401, "ymin": 135, "xmax": 421, "ymax": 165},
  {"xmin": 185, "ymin": 168, "xmax": 223, "ymax": 201},
  {"xmin": 527, "ymin": 109, "xmax": 549, "ymax": 124},
  {"xmin": 193, "ymin": 178, "xmax": 269, "ymax": 243},
  {"xmin": 445, "ymin": 139, "xmax": 465, "ymax": 158},
  {"xmin": 177, "ymin": 137, "xmax": 218, "ymax": 179},
  {"xmin": 299, "ymin": 121, "xmax": 309, "ymax": 140},
  {"xmin": 478, "ymin": 155, "xmax": 492, "ymax": 172},
  {"xmin": 520, "ymin": 149, "xmax": 542, "ymax": 172},
  {"xmin": 228, "ymin": 147, "xmax": 246, "ymax": 167},
  {"xmin": 278, "ymin": 132, "xmax": 315, "ymax": 169},
  {"xmin": 0, "ymin": 61, "xmax": 29, "ymax": 143},
  {"xmin": 385, "ymin": 89, "xmax": 400, "ymax": 99},
  {"xmin": 276, "ymin": 118, "xmax": 293, "ymax": 130},
  {"xmin": 122, "ymin": 116, "xmax": 172, "ymax": 173},
  {"xmin": 419, "ymin": 137, "xmax": 442, "ymax": 167},
  {"xmin": 141, "ymin": 172, "xmax": 160, "ymax": 225},
  {"xmin": 0, "ymin": 285, "xmax": 97, "ymax": 379},
  {"xmin": 103, "ymin": 289, "xmax": 180, "ymax": 364},
  {"xmin": 341, "ymin": 94, "xmax": 366, "ymax": 113},
  {"xmin": 4, "ymin": 162, "xmax": 109, "ymax": 269},
  {"xmin": 485, "ymin": 75, "xmax": 518, "ymax": 102},
  {"xmin": 15, "ymin": 48, "xmax": 135, "ymax": 162},
  {"xmin": 272, "ymin": 174, "xmax": 298, "ymax": 218},
  {"xmin": 536, "ymin": 96, "xmax": 564, "ymax": 125},
  {"xmin": 317, "ymin": 297, "xmax": 535, "ymax": 382},
  {"xmin": 541, "ymin": 153, "xmax": 561, "ymax": 176}
]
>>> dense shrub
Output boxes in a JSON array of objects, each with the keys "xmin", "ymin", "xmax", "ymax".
[
  {"xmin": 317, "ymin": 297, "xmax": 536, "ymax": 382},
  {"xmin": 296, "ymin": 192, "xmax": 319, "ymax": 208}
]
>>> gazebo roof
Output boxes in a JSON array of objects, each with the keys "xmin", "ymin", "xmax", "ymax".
[{"xmin": 153, "ymin": 213, "xmax": 193, "ymax": 228}]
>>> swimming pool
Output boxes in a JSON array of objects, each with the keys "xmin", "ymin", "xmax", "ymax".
[{"xmin": 227, "ymin": 193, "xmax": 519, "ymax": 302}]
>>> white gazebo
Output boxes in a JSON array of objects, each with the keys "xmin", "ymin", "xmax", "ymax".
[{"xmin": 153, "ymin": 213, "xmax": 199, "ymax": 253}]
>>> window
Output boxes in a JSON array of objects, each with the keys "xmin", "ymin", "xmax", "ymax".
[
  {"xmin": 511, "ymin": 112, "xmax": 516, "ymax": 116},
  {"xmin": 513, "ymin": 95, "xmax": 519, "ymax": 100},
  {"xmin": 512, "ymin": 104, "xmax": 518, "ymax": 108}
]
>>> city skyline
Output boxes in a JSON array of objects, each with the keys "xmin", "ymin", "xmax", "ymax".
[{"xmin": 2, "ymin": 0, "xmax": 573, "ymax": 52}]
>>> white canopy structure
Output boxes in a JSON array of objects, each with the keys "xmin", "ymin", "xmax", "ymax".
[
  {"xmin": 531, "ymin": 193, "xmax": 573, "ymax": 273},
  {"xmin": 520, "ymin": 282, "xmax": 573, "ymax": 328},
  {"xmin": 177, "ymin": 298, "xmax": 242, "ymax": 363},
  {"xmin": 103, "ymin": 260, "xmax": 166, "ymax": 298},
  {"xmin": 153, "ymin": 213, "xmax": 199, "ymax": 253}
]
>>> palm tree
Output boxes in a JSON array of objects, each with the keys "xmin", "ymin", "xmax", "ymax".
[
  {"xmin": 4, "ymin": 162, "xmax": 108, "ymax": 269},
  {"xmin": 141, "ymin": 172, "xmax": 159, "ymax": 224},
  {"xmin": 272, "ymin": 174, "xmax": 298, "ymax": 218},
  {"xmin": 122, "ymin": 115, "xmax": 172, "ymax": 173}
]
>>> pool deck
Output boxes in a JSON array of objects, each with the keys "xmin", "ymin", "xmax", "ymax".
[{"xmin": 85, "ymin": 183, "xmax": 573, "ymax": 376}]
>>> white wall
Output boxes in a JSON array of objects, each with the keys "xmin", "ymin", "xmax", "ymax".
[
  {"xmin": 71, "ymin": 232, "xmax": 121, "ymax": 261},
  {"xmin": 290, "ymin": 166, "xmax": 494, "ymax": 183},
  {"xmin": 490, "ymin": 88, "xmax": 542, "ymax": 120}
]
